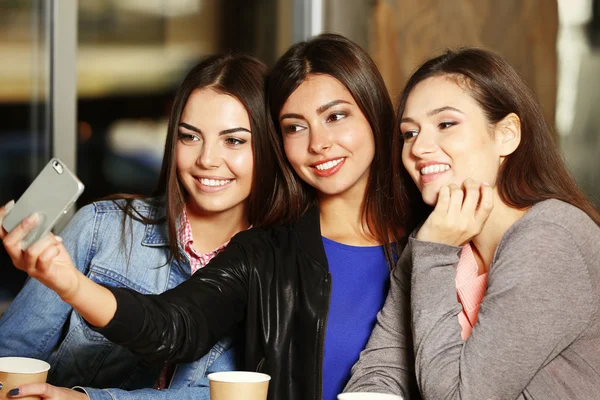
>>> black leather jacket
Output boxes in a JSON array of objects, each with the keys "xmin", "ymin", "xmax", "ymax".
[{"xmin": 96, "ymin": 206, "xmax": 333, "ymax": 400}]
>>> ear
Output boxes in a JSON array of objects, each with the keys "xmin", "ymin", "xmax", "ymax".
[{"xmin": 494, "ymin": 113, "xmax": 521, "ymax": 158}]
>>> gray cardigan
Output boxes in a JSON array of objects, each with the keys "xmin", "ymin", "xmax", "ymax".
[{"xmin": 345, "ymin": 199, "xmax": 600, "ymax": 400}]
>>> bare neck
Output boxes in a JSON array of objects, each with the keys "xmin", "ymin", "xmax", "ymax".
[
  {"xmin": 471, "ymin": 192, "xmax": 528, "ymax": 272},
  {"xmin": 185, "ymin": 203, "xmax": 249, "ymax": 254},
  {"xmin": 318, "ymin": 183, "xmax": 378, "ymax": 246}
]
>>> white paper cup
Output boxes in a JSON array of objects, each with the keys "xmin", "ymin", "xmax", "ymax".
[
  {"xmin": 0, "ymin": 357, "xmax": 51, "ymax": 400},
  {"xmin": 208, "ymin": 371, "xmax": 270, "ymax": 400},
  {"xmin": 338, "ymin": 393, "xmax": 403, "ymax": 400}
]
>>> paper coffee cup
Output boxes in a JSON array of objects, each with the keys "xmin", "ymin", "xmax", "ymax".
[
  {"xmin": 338, "ymin": 392, "xmax": 403, "ymax": 400},
  {"xmin": 208, "ymin": 371, "xmax": 270, "ymax": 400},
  {"xmin": 0, "ymin": 357, "xmax": 50, "ymax": 400}
]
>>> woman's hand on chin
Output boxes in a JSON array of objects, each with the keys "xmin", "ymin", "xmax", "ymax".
[
  {"xmin": 416, "ymin": 178, "xmax": 494, "ymax": 246},
  {"xmin": 0, "ymin": 205, "xmax": 82, "ymax": 302}
]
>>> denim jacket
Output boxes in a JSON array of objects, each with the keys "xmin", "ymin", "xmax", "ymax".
[{"xmin": 0, "ymin": 199, "xmax": 237, "ymax": 399}]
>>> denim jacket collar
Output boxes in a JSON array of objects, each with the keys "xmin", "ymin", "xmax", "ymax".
[{"xmin": 142, "ymin": 202, "xmax": 169, "ymax": 247}]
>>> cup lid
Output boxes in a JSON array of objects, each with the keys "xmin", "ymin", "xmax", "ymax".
[{"xmin": 207, "ymin": 371, "xmax": 271, "ymax": 383}]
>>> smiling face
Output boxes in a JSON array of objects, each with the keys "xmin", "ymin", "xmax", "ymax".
[
  {"xmin": 176, "ymin": 88, "xmax": 253, "ymax": 218},
  {"xmin": 278, "ymin": 74, "xmax": 375, "ymax": 199},
  {"xmin": 400, "ymin": 75, "xmax": 510, "ymax": 206}
]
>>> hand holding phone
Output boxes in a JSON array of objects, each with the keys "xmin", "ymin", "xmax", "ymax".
[{"xmin": 2, "ymin": 158, "xmax": 84, "ymax": 249}]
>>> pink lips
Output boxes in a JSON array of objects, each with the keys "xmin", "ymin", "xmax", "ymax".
[
  {"xmin": 193, "ymin": 177, "xmax": 233, "ymax": 193},
  {"xmin": 420, "ymin": 169, "xmax": 449, "ymax": 184},
  {"xmin": 311, "ymin": 158, "xmax": 346, "ymax": 177}
]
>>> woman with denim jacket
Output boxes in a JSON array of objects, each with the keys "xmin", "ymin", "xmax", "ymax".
[
  {"xmin": 1, "ymin": 34, "xmax": 407, "ymax": 400},
  {"xmin": 0, "ymin": 54, "xmax": 287, "ymax": 400}
]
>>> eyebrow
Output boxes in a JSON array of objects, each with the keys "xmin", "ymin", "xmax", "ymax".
[
  {"xmin": 316, "ymin": 99, "xmax": 351, "ymax": 115},
  {"xmin": 178, "ymin": 122, "xmax": 251, "ymax": 135},
  {"xmin": 279, "ymin": 99, "xmax": 352, "ymax": 121},
  {"xmin": 400, "ymin": 106, "xmax": 464, "ymax": 124}
]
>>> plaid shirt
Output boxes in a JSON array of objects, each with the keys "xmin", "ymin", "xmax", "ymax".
[{"xmin": 177, "ymin": 207, "xmax": 229, "ymax": 274}]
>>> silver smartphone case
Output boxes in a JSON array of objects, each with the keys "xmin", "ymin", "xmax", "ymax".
[{"xmin": 2, "ymin": 158, "xmax": 84, "ymax": 249}]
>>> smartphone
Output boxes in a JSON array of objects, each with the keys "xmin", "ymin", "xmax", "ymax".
[{"xmin": 2, "ymin": 158, "xmax": 84, "ymax": 249}]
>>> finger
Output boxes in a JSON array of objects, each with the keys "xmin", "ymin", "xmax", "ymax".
[
  {"xmin": 7, "ymin": 382, "xmax": 52, "ymax": 397},
  {"xmin": 475, "ymin": 183, "xmax": 494, "ymax": 224},
  {"xmin": 3, "ymin": 213, "xmax": 40, "ymax": 250},
  {"xmin": 434, "ymin": 185, "xmax": 451, "ymax": 213},
  {"xmin": 23, "ymin": 233, "xmax": 60, "ymax": 270},
  {"xmin": 447, "ymin": 183, "xmax": 464, "ymax": 215},
  {"xmin": 461, "ymin": 179, "xmax": 481, "ymax": 216},
  {"xmin": 0, "ymin": 199, "xmax": 15, "ymax": 239}
]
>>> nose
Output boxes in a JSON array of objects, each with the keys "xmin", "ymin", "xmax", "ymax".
[
  {"xmin": 197, "ymin": 141, "xmax": 222, "ymax": 169},
  {"xmin": 410, "ymin": 128, "xmax": 437, "ymax": 158},
  {"xmin": 308, "ymin": 125, "xmax": 332, "ymax": 154}
]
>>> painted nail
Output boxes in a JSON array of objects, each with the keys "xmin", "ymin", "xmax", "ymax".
[
  {"xmin": 8, "ymin": 387, "xmax": 20, "ymax": 396},
  {"xmin": 3, "ymin": 200, "xmax": 15, "ymax": 213}
]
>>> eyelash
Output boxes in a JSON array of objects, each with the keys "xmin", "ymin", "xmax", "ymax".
[
  {"xmin": 178, "ymin": 133, "xmax": 247, "ymax": 146},
  {"xmin": 283, "ymin": 124, "xmax": 303, "ymax": 134},
  {"xmin": 327, "ymin": 112, "xmax": 346, "ymax": 122},
  {"xmin": 283, "ymin": 111, "xmax": 347, "ymax": 134},
  {"xmin": 439, "ymin": 121, "xmax": 456, "ymax": 129},
  {"xmin": 178, "ymin": 132, "xmax": 199, "ymax": 143},
  {"xmin": 225, "ymin": 137, "xmax": 246, "ymax": 146}
]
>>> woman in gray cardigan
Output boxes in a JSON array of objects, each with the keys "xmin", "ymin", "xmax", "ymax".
[{"xmin": 345, "ymin": 48, "xmax": 600, "ymax": 400}]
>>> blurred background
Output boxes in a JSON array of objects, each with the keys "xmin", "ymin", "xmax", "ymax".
[{"xmin": 1, "ymin": 0, "xmax": 599, "ymax": 309}]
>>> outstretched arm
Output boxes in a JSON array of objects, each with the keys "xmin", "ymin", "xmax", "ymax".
[
  {"xmin": 1, "ymin": 204, "xmax": 117, "ymax": 328},
  {"xmin": 1, "ymin": 201, "xmax": 249, "ymax": 364}
]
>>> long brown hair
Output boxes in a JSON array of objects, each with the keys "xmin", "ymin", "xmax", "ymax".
[
  {"xmin": 109, "ymin": 54, "xmax": 289, "ymax": 261},
  {"xmin": 266, "ymin": 33, "xmax": 404, "ymax": 265},
  {"xmin": 393, "ymin": 48, "xmax": 600, "ymax": 230}
]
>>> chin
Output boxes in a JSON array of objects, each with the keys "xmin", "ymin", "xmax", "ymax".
[{"xmin": 420, "ymin": 189, "xmax": 439, "ymax": 207}]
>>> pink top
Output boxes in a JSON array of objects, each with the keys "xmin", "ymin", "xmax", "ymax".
[
  {"xmin": 455, "ymin": 243, "xmax": 488, "ymax": 340},
  {"xmin": 177, "ymin": 207, "xmax": 229, "ymax": 274}
]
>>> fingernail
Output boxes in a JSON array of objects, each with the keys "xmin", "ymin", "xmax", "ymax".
[
  {"xmin": 25, "ymin": 212, "xmax": 39, "ymax": 225},
  {"xmin": 482, "ymin": 182, "xmax": 490, "ymax": 186},
  {"xmin": 8, "ymin": 388, "xmax": 20, "ymax": 396},
  {"xmin": 3, "ymin": 200, "xmax": 15, "ymax": 213},
  {"xmin": 55, "ymin": 236, "xmax": 63, "ymax": 243}
]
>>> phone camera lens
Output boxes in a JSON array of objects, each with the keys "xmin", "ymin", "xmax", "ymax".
[{"xmin": 52, "ymin": 160, "xmax": 64, "ymax": 174}]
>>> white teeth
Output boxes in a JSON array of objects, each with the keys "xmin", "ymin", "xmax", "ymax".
[
  {"xmin": 199, "ymin": 178, "xmax": 232, "ymax": 187},
  {"xmin": 315, "ymin": 158, "xmax": 344, "ymax": 171},
  {"xmin": 420, "ymin": 164, "xmax": 450, "ymax": 175}
]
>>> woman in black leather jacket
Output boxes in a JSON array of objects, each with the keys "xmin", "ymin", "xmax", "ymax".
[{"xmin": 5, "ymin": 34, "xmax": 410, "ymax": 400}]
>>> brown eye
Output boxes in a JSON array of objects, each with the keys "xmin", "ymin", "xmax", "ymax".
[
  {"xmin": 283, "ymin": 124, "xmax": 303, "ymax": 134},
  {"xmin": 327, "ymin": 112, "xmax": 346, "ymax": 122},
  {"xmin": 178, "ymin": 133, "xmax": 200, "ymax": 144},
  {"xmin": 439, "ymin": 121, "xmax": 456, "ymax": 129},
  {"xmin": 401, "ymin": 130, "xmax": 418, "ymax": 141},
  {"xmin": 225, "ymin": 137, "xmax": 246, "ymax": 146}
]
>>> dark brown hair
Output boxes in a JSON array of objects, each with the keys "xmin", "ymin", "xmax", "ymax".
[
  {"xmin": 393, "ymin": 47, "xmax": 600, "ymax": 230},
  {"xmin": 110, "ymin": 54, "xmax": 289, "ymax": 261},
  {"xmin": 266, "ymin": 33, "xmax": 404, "ymax": 265}
]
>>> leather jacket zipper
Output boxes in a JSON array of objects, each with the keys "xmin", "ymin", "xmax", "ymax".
[
  {"xmin": 256, "ymin": 357, "xmax": 265, "ymax": 372},
  {"xmin": 316, "ymin": 272, "xmax": 332, "ymax": 400}
]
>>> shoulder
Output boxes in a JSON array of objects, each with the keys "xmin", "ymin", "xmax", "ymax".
[
  {"xmin": 90, "ymin": 197, "xmax": 164, "ymax": 219},
  {"xmin": 494, "ymin": 199, "xmax": 599, "ymax": 297},
  {"xmin": 500, "ymin": 199, "xmax": 599, "ymax": 254}
]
